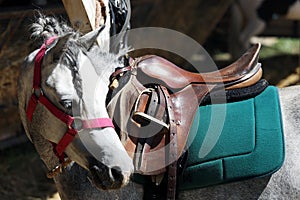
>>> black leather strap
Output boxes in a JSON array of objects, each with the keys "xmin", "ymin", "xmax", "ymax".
[{"xmin": 160, "ymin": 85, "xmax": 178, "ymax": 200}]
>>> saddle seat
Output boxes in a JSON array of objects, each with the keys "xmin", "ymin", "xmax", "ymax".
[{"xmin": 136, "ymin": 43, "xmax": 262, "ymax": 90}]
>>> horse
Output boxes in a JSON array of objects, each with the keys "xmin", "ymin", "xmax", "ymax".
[
  {"xmin": 18, "ymin": 15, "xmax": 300, "ymax": 200},
  {"xmin": 18, "ymin": 14, "xmax": 134, "ymax": 194}
]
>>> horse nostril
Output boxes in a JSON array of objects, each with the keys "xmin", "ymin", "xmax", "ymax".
[{"xmin": 110, "ymin": 167, "xmax": 124, "ymax": 183}]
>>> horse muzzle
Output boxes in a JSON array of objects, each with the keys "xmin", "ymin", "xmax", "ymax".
[{"xmin": 88, "ymin": 161, "xmax": 131, "ymax": 190}]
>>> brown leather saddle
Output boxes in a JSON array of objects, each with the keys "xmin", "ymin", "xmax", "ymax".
[
  {"xmin": 107, "ymin": 43, "xmax": 263, "ymax": 199},
  {"xmin": 136, "ymin": 43, "xmax": 262, "ymax": 90}
]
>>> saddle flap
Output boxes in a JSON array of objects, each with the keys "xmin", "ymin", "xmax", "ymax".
[
  {"xmin": 129, "ymin": 85, "xmax": 170, "ymax": 175},
  {"xmin": 129, "ymin": 84, "xmax": 214, "ymax": 175}
]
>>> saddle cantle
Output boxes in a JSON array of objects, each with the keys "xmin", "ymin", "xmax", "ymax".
[{"xmin": 107, "ymin": 43, "xmax": 265, "ymax": 199}]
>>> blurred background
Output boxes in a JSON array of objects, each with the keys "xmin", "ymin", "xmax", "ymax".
[{"xmin": 0, "ymin": 0, "xmax": 299, "ymax": 199}]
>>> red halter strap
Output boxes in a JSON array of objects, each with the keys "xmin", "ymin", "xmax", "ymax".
[{"xmin": 26, "ymin": 37, "xmax": 114, "ymax": 162}]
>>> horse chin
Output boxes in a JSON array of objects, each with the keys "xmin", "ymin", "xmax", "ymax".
[{"xmin": 88, "ymin": 164, "xmax": 130, "ymax": 190}]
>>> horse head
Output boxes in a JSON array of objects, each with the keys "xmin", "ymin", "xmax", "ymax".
[{"xmin": 18, "ymin": 15, "xmax": 133, "ymax": 190}]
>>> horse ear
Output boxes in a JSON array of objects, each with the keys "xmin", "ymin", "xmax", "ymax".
[
  {"xmin": 78, "ymin": 25, "xmax": 105, "ymax": 51},
  {"xmin": 48, "ymin": 33, "xmax": 72, "ymax": 61}
]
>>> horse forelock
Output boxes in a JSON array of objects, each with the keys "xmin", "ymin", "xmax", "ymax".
[{"xmin": 30, "ymin": 13, "xmax": 75, "ymax": 45}]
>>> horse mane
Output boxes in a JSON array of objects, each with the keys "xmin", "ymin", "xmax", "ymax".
[{"xmin": 86, "ymin": 45, "xmax": 129, "ymax": 75}]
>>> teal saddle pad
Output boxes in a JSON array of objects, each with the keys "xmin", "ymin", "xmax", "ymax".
[{"xmin": 178, "ymin": 86, "xmax": 285, "ymax": 190}]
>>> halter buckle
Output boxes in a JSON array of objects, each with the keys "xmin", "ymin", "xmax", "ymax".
[
  {"xmin": 46, "ymin": 158, "xmax": 72, "ymax": 178},
  {"xmin": 32, "ymin": 88, "xmax": 44, "ymax": 97},
  {"xmin": 71, "ymin": 117, "xmax": 83, "ymax": 131}
]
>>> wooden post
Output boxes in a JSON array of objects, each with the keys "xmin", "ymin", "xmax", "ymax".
[
  {"xmin": 61, "ymin": 0, "xmax": 110, "ymax": 31},
  {"xmin": 61, "ymin": 0, "xmax": 111, "ymax": 49},
  {"xmin": 61, "ymin": 0, "xmax": 95, "ymax": 33}
]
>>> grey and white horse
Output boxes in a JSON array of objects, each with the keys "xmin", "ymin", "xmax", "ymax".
[{"xmin": 18, "ymin": 16, "xmax": 300, "ymax": 200}]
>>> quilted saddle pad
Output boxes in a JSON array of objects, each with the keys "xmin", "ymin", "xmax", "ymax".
[{"xmin": 179, "ymin": 86, "xmax": 284, "ymax": 190}]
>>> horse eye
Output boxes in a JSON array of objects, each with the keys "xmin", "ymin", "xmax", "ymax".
[
  {"xmin": 60, "ymin": 99, "xmax": 72, "ymax": 109},
  {"xmin": 53, "ymin": 54, "xmax": 60, "ymax": 63}
]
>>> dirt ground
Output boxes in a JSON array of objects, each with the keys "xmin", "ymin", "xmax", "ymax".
[
  {"xmin": 0, "ymin": 39, "xmax": 299, "ymax": 200},
  {"xmin": 0, "ymin": 141, "xmax": 59, "ymax": 200}
]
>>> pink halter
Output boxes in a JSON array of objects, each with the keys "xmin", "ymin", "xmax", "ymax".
[{"xmin": 26, "ymin": 37, "xmax": 114, "ymax": 163}]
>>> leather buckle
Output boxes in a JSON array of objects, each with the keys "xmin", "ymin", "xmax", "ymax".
[
  {"xmin": 32, "ymin": 88, "xmax": 44, "ymax": 98},
  {"xmin": 71, "ymin": 117, "xmax": 83, "ymax": 131}
]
